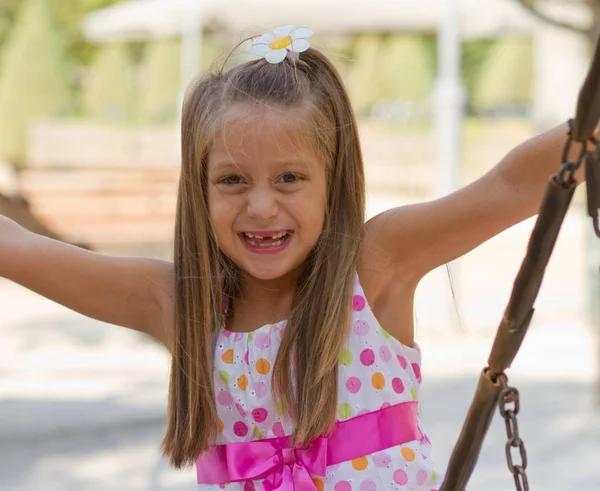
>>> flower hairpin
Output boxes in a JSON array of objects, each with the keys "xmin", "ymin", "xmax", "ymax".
[{"xmin": 249, "ymin": 25, "xmax": 314, "ymax": 64}]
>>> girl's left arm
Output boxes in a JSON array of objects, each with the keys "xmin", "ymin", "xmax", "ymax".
[{"xmin": 367, "ymin": 121, "xmax": 588, "ymax": 282}]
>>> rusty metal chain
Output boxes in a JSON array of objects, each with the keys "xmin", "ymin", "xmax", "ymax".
[{"xmin": 498, "ymin": 386, "xmax": 529, "ymax": 491}]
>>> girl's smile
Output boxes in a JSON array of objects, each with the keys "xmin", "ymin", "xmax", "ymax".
[{"xmin": 238, "ymin": 230, "xmax": 293, "ymax": 253}]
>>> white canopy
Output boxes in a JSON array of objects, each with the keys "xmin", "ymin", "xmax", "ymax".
[{"xmin": 82, "ymin": 0, "xmax": 533, "ymax": 43}]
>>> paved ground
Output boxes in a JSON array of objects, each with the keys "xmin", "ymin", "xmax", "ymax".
[{"xmin": 1, "ymin": 197, "xmax": 599, "ymax": 490}]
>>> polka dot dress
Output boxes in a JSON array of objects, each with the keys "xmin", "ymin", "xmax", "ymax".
[{"xmin": 204, "ymin": 275, "xmax": 443, "ymax": 490}]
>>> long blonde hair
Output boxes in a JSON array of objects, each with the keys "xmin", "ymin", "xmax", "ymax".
[{"xmin": 162, "ymin": 47, "xmax": 366, "ymax": 467}]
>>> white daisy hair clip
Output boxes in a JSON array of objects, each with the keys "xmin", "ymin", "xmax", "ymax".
[{"xmin": 249, "ymin": 25, "xmax": 314, "ymax": 64}]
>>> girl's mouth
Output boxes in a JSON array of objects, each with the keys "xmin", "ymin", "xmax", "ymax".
[{"xmin": 239, "ymin": 231, "xmax": 292, "ymax": 253}]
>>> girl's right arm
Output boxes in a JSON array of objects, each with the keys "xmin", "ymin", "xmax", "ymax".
[{"xmin": 0, "ymin": 215, "xmax": 174, "ymax": 347}]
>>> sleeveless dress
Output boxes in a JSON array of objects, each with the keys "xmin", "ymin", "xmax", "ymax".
[{"xmin": 202, "ymin": 274, "xmax": 444, "ymax": 490}]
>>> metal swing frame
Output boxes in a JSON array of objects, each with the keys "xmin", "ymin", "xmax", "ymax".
[{"xmin": 438, "ymin": 34, "xmax": 600, "ymax": 491}]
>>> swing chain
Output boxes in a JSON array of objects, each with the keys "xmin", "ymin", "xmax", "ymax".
[
  {"xmin": 499, "ymin": 385, "xmax": 530, "ymax": 491},
  {"xmin": 558, "ymin": 119, "xmax": 590, "ymax": 187}
]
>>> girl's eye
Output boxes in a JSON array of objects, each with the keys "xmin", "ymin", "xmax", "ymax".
[
  {"xmin": 218, "ymin": 175, "xmax": 242, "ymax": 185},
  {"xmin": 277, "ymin": 173, "xmax": 301, "ymax": 184}
]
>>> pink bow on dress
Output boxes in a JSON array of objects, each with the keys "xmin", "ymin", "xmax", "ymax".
[{"xmin": 198, "ymin": 436, "xmax": 328, "ymax": 491}]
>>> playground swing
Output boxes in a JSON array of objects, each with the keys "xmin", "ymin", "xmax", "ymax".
[{"xmin": 438, "ymin": 35, "xmax": 600, "ymax": 491}]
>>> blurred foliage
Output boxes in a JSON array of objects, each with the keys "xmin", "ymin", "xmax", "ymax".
[
  {"xmin": 0, "ymin": 0, "xmax": 121, "ymax": 66},
  {"xmin": 461, "ymin": 38, "xmax": 496, "ymax": 112},
  {"xmin": 83, "ymin": 42, "xmax": 132, "ymax": 122},
  {"xmin": 380, "ymin": 34, "xmax": 435, "ymax": 101},
  {"xmin": 347, "ymin": 33, "xmax": 435, "ymax": 119},
  {"xmin": 472, "ymin": 37, "xmax": 533, "ymax": 115},
  {"xmin": 347, "ymin": 34, "xmax": 384, "ymax": 114},
  {"xmin": 138, "ymin": 38, "xmax": 181, "ymax": 124},
  {"xmin": 0, "ymin": 0, "xmax": 71, "ymax": 166}
]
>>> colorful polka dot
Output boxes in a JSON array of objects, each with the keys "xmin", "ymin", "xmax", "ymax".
[
  {"xmin": 338, "ymin": 402, "xmax": 352, "ymax": 420},
  {"xmin": 244, "ymin": 480, "xmax": 255, "ymax": 491},
  {"xmin": 372, "ymin": 452, "xmax": 391, "ymax": 468},
  {"xmin": 401, "ymin": 447, "xmax": 415, "ymax": 462},
  {"xmin": 371, "ymin": 372, "xmax": 385, "ymax": 390},
  {"xmin": 236, "ymin": 403, "xmax": 246, "ymax": 417},
  {"xmin": 219, "ymin": 370, "xmax": 230, "ymax": 384},
  {"xmin": 218, "ymin": 418, "xmax": 224, "ymax": 432},
  {"xmin": 252, "ymin": 408, "xmax": 268, "ymax": 423},
  {"xmin": 272, "ymin": 422, "xmax": 285, "ymax": 438},
  {"xmin": 346, "ymin": 376, "xmax": 362, "ymax": 394},
  {"xmin": 253, "ymin": 426, "xmax": 264, "ymax": 439},
  {"xmin": 244, "ymin": 351, "xmax": 249, "ymax": 365},
  {"xmin": 255, "ymin": 358, "xmax": 271, "ymax": 375},
  {"xmin": 379, "ymin": 326, "xmax": 391, "ymax": 339},
  {"xmin": 313, "ymin": 478, "xmax": 325, "ymax": 491},
  {"xmin": 237, "ymin": 374, "xmax": 248, "ymax": 391},
  {"xmin": 353, "ymin": 319, "xmax": 369, "ymax": 336},
  {"xmin": 351, "ymin": 456, "xmax": 368, "ymax": 471},
  {"xmin": 416, "ymin": 469, "xmax": 428, "ymax": 486},
  {"xmin": 253, "ymin": 381, "xmax": 268, "ymax": 398},
  {"xmin": 392, "ymin": 377, "xmax": 405, "ymax": 394},
  {"xmin": 254, "ymin": 333, "xmax": 270, "ymax": 350},
  {"xmin": 397, "ymin": 355, "xmax": 408, "ymax": 369},
  {"xmin": 412, "ymin": 362, "xmax": 422, "ymax": 383},
  {"xmin": 334, "ymin": 481, "xmax": 352, "ymax": 491},
  {"xmin": 359, "ymin": 480, "xmax": 376, "ymax": 491},
  {"xmin": 352, "ymin": 295, "xmax": 366, "ymax": 311},
  {"xmin": 339, "ymin": 348, "xmax": 353, "ymax": 365},
  {"xmin": 276, "ymin": 400, "xmax": 285, "ymax": 417},
  {"xmin": 378, "ymin": 345, "xmax": 392, "ymax": 362},
  {"xmin": 360, "ymin": 348, "xmax": 375, "ymax": 366},
  {"xmin": 217, "ymin": 391, "xmax": 233, "ymax": 406},
  {"xmin": 221, "ymin": 349, "xmax": 234, "ymax": 364},
  {"xmin": 233, "ymin": 421, "xmax": 248, "ymax": 437},
  {"xmin": 393, "ymin": 469, "xmax": 408, "ymax": 485}
]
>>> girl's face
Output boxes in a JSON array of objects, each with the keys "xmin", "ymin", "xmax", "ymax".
[{"xmin": 207, "ymin": 103, "xmax": 328, "ymax": 282}]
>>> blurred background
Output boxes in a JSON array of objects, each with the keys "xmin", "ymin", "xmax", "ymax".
[{"xmin": 0, "ymin": 0, "xmax": 599, "ymax": 489}]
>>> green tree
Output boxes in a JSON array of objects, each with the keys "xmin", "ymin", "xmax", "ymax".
[
  {"xmin": 471, "ymin": 37, "xmax": 533, "ymax": 114},
  {"xmin": 83, "ymin": 42, "xmax": 132, "ymax": 122},
  {"xmin": 0, "ymin": 0, "xmax": 72, "ymax": 166},
  {"xmin": 0, "ymin": 0, "xmax": 121, "ymax": 67},
  {"xmin": 346, "ymin": 34, "xmax": 384, "ymax": 115},
  {"xmin": 138, "ymin": 38, "xmax": 181, "ymax": 124},
  {"xmin": 51, "ymin": 0, "xmax": 123, "ymax": 66},
  {"xmin": 380, "ymin": 34, "xmax": 435, "ymax": 101}
]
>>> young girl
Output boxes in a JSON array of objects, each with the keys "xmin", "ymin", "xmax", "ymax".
[{"xmin": 0, "ymin": 25, "xmax": 586, "ymax": 491}]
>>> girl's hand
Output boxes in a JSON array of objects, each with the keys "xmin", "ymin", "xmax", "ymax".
[{"xmin": 0, "ymin": 216, "xmax": 175, "ymax": 348}]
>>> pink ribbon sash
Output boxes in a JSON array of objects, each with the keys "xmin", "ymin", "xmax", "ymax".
[{"xmin": 196, "ymin": 401, "xmax": 422, "ymax": 490}]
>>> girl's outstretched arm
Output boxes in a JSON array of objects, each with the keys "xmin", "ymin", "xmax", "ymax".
[
  {"xmin": 366, "ymin": 121, "xmax": 586, "ymax": 283},
  {"xmin": 0, "ymin": 215, "xmax": 174, "ymax": 347}
]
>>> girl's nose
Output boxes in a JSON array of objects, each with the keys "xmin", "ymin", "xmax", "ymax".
[{"xmin": 246, "ymin": 186, "xmax": 278, "ymax": 220}]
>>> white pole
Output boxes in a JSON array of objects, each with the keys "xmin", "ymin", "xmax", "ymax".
[
  {"xmin": 434, "ymin": 0, "xmax": 466, "ymax": 334},
  {"xmin": 434, "ymin": 0, "xmax": 464, "ymax": 197}
]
